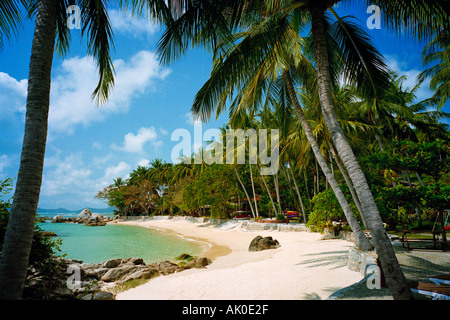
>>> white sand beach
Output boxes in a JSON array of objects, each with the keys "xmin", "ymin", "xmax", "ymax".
[{"xmin": 115, "ymin": 219, "xmax": 365, "ymax": 300}]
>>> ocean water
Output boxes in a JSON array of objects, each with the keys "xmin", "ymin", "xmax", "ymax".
[{"xmin": 38, "ymin": 215, "xmax": 203, "ymax": 264}]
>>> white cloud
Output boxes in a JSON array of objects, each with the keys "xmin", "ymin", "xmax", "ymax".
[
  {"xmin": 103, "ymin": 161, "xmax": 131, "ymax": 182},
  {"xmin": 0, "ymin": 72, "xmax": 27, "ymax": 119},
  {"xmin": 0, "ymin": 154, "xmax": 11, "ymax": 176},
  {"xmin": 48, "ymin": 50, "xmax": 170, "ymax": 134},
  {"xmin": 111, "ymin": 127, "xmax": 162, "ymax": 153},
  {"xmin": 92, "ymin": 142, "xmax": 103, "ymax": 150},
  {"xmin": 137, "ymin": 158, "xmax": 150, "ymax": 167},
  {"xmin": 41, "ymin": 152, "xmax": 92, "ymax": 197},
  {"xmin": 185, "ymin": 112, "xmax": 202, "ymax": 125},
  {"xmin": 109, "ymin": 9, "xmax": 159, "ymax": 37},
  {"xmin": 385, "ymin": 55, "xmax": 434, "ymax": 103},
  {"xmin": 0, "ymin": 51, "xmax": 171, "ymax": 136}
]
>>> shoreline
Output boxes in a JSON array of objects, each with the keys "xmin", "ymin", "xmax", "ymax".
[
  {"xmin": 140, "ymin": 223, "xmax": 232, "ymax": 261},
  {"xmin": 114, "ymin": 218, "xmax": 367, "ymax": 300}
]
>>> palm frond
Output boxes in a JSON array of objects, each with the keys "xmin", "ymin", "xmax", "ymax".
[
  {"xmin": 80, "ymin": 0, "xmax": 115, "ymax": 105},
  {"xmin": 0, "ymin": 0, "xmax": 27, "ymax": 49},
  {"xmin": 327, "ymin": 10, "xmax": 390, "ymax": 99},
  {"xmin": 368, "ymin": 0, "xmax": 449, "ymax": 42}
]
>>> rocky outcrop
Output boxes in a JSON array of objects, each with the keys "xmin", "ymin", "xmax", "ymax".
[
  {"xmin": 248, "ymin": 236, "xmax": 280, "ymax": 252},
  {"xmin": 24, "ymin": 255, "xmax": 212, "ymax": 300},
  {"xmin": 50, "ymin": 209, "xmax": 112, "ymax": 226},
  {"xmin": 51, "ymin": 215, "xmax": 66, "ymax": 223}
]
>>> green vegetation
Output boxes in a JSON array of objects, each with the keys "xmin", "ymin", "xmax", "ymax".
[{"xmin": 0, "ymin": 177, "xmax": 63, "ymax": 266}]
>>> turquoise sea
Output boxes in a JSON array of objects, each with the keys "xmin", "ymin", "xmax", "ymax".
[{"xmin": 38, "ymin": 214, "xmax": 203, "ymax": 264}]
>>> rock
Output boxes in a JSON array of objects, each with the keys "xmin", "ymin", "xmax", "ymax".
[
  {"xmin": 119, "ymin": 267, "xmax": 159, "ymax": 283},
  {"xmin": 80, "ymin": 293, "xmax": 93, "ymax": 300},
  {"xmin": 102, "ymin": 258, "xmax": 123, "ymax": 268},
  {"xmin": 126, "ymin": 257, "xmax": 145, "ymax": 265},
  {"xmin": 40, "ymin": 231, "xmax": 58, "ymax": 237},
  {"xmin": 151, "ymin": 261, "xmax": 184, "ymax": 275},
  {"xmin": 77, "ymin": 208, "xmax": 92, "ymax": 220},
  {"xmin": 51, "ymin": 215, "xmax": 66, "ymax": 223},
  {"xmin": 83, "ymin": 213, "xmax": 107, "ymax": 226},
  {"xmin": 93, "ymin": 291, "xmax": 114, "ymax": 300},
  {"xmin": 175, "ymin": 253, "xmax": 193, "ymax": 261},
  {"xmin": 100, "ymin": 264, "xmax": 137, "ymax": 282},
  {"xmin": 248, "ymin": 236, "xmax": 279, "ymax": 252},
  {"xmin": 184, "ymin": 257, "xmax": 211, "ymax": 269}
]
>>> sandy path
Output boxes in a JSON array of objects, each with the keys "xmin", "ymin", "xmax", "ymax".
[{"xmin": 115, "ymin": 219, "xmax": 363, "ymax": 300}]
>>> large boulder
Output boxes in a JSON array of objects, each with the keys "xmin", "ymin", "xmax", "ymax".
[
  {"xmin": 248, "ymin": 236, "xmax": 280, "ymax": 252},
  {"xmin": 51, "ymin": 215, "xmax": 66, "ymax": 223},
  {"xmin": 77, "ymin": 208, "xmax": 92, "ymax": 220}
]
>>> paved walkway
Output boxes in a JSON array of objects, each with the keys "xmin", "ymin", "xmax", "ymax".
[{"xmin": 329, "ymin": 241, "xmax": 450, "ymax": 300}]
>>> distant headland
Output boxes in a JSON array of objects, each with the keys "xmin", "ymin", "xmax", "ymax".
[{"xmin": 36, "ymin": 207, "xmax": 116, "ymax": 214}]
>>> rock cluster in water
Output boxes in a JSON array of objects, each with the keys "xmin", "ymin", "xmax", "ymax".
[
  {"xmin": 24, "ymin": 255, "xmax": 212, "ymax": 300},
  {"xmin": 51, "ymin": 208, "xmax": 116, "ymax": 226}
]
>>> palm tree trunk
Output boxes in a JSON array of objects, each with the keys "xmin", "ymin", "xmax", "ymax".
[
  {"xmin": 326, "ymin": 135, "xmax": 368, "ymax": 229},
  {"xmin": 274, "ymin": 173, "xmax": 282, "ymax": 215},
  {"xmin": 249, "ymin": 164, "xmax": 259, "ymax": 217},
  {"xmin": 309, "ymin": 4, "xmax": 412, "ymax": 300},
  {"xmin": 289, "ymin": 161, "xmax": 307, "ymax": 223},
  {"xmin": 257, "ymin": 164, "xmax": 277, "ymax": 217},
  {"xmin": 234, "ymin": 167, "xmax": 255, "ymax": 218},
  {"xmin": 283, "ymin": 70, "xmax": 372, "ymax": 251},
  {"xmin": 0, "ymin": 0, "xmax": 58, "ymax": 300},
  {"xmin": 315, "ymin": 158, "xmax": 320, "ymax": 193}
]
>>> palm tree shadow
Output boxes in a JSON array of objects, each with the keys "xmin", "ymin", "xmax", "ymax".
[{"xmin": 296, "ymin": 250, "xmax": 350, "ymax": 269}]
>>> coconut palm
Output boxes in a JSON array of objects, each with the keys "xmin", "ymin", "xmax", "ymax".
[{"xmin": 0, "ymin": 0, "xmax": 118, "ymax": 299}]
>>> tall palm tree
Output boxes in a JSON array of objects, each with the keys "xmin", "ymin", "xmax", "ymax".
[
  {"xmin": 305, "ymin": 1, "xmax": 448, "ymax": 300},
  {"xmin": 0, "ymin": 0, "xmax": 118, "ymax": 299}
]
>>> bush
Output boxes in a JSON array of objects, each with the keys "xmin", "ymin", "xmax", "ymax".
[{"xmin": 0, "ymin": 177, "xmax": 63, "ymax": 265}]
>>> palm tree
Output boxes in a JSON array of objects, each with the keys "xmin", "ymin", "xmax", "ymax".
[
  {"xmin": 0, "ymin": 0, "xmax": 117, "ymax": 299},
  {"xmin": 418, "ymin": 30, "xmax": 449, "ymax": 110},
  {"xmin": 305, "ymin": 1, "xmax": 448, "ymax": 300}
]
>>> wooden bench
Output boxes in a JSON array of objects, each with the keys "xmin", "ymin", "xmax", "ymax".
[{"xmin": 400, "ymin": 230, "xmax": 447, "ymax": 252}]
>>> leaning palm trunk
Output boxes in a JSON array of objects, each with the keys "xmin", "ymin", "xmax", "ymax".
[
  {"xmin": 289, "ymin": 161, "xmax": 307, "ymax": 223},
  {"xmin": 0, "ymin": 0, "xmax": 58, "ymax": 299},
  {"xmin": 283, "ymin": 70, "xmax": 372, "ymax": 251},
  {"xmin": 326, "ymin": 136, "xmax": 368, "ymax": 229},
  {"xmin": 234, "ymin": 167, "xmax": 255, "ymax": 218},
  {"xmin": 309, "ymin": 5, "xmax": 412, "ymax": 300},
  {"xmin": 274, "ymin": 173, "xmax": 282, "ymax": 215},
  {"xmin": 249, "ymin": 164, "xmax": 259, "ymax": 217},
  {"xmin": 257, "ymin": 164, "xmax": 278, "ymax": 217}
]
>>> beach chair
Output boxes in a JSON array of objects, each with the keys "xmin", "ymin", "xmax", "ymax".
[
  {"xmin": 429, "ymin": 274, "xmax": 450, "ymax": 286},
  {"xmin": 408, "ymin": 281, "xmax": 450, "ymax": 300}
]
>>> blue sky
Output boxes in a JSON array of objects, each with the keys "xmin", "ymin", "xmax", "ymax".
[{"xmin": 0, "ymin": 3, "xmax": 447, "ymax": 210}]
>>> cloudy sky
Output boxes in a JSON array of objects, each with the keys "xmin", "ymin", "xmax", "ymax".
[{"xmin": 0, "ymin": 3, "xmax": 447, "ymax": 210}]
